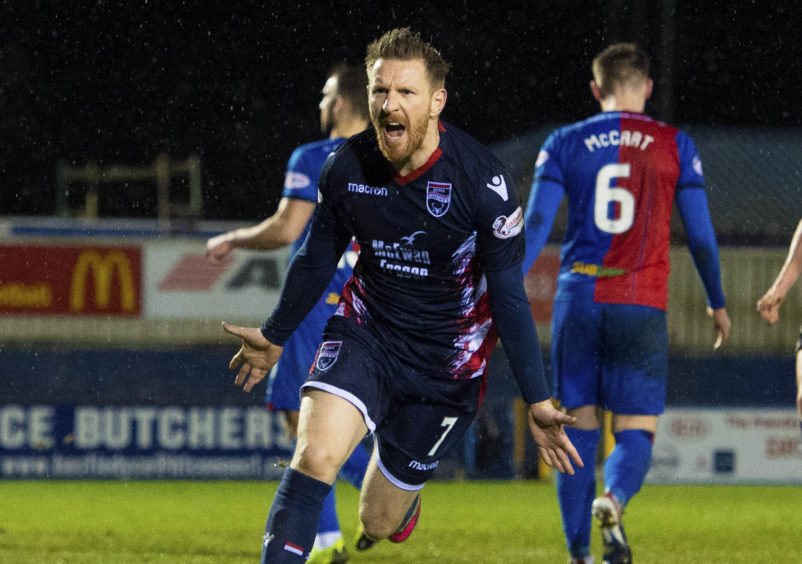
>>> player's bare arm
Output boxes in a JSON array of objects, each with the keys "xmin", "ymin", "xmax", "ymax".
[
  {"xmin": 222, "ymin": 321, "xmax": 284, "ymax": 393},
  {"xmin": 205, "ymin": 198, "xmax": 315, "ymax": 264},
  {"xmin": 526, "ymin": 399, "xmax": 583, "ymax": 475},
  {"xmin": 757, "ymin": 218, "xmax": 802, "ymax": 324}
]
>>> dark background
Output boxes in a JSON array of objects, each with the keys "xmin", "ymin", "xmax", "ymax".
[{"xmin": 2, "ymin": 1, "xmax": 800, "ymax": 221}]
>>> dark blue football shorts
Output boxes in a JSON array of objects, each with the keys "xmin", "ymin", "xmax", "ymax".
[
  {"xmin": 300, "ymin": 316, "xmax": 482, "ymax": 489},
  {"xmin": 551, "ymin": 295, "xmax": 668, "ymax": 415}
]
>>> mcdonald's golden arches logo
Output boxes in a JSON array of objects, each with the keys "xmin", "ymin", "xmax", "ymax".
[{"xmin": 70, "ymin": 249, "xmax": 137, "ymax": 312}]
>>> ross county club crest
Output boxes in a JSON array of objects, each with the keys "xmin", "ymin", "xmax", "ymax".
[
  {"xmin": 315, "ymin": 341, "xmax": 343, "ymax": 371},
  {"xmin": 426, "ymin": 181, "xmax": 452, "ymax": 217}
]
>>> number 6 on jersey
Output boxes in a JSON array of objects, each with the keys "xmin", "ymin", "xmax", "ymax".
[{"xmin": 594, "ymin": 163, "xmax": 634, "ymax": 234}]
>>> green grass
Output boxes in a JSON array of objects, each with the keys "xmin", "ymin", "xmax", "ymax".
[{"xmin": 0, "ymin": 480, "xmax": 797, "ymax": 563}]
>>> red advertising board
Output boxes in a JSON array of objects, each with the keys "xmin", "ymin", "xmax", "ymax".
[{"xmin": 0, "ymin": 244, "xmax": 142, "ymax": 316}]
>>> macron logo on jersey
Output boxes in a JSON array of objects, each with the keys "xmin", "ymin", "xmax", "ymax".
[
  {"xmin": 347, "ymin": 182, "xmax": 388, "ymax": 196},
  {"xmin": 284, "ymin": 172, "xmax": 311, "ymax": 190},
  {"xmin": 486, "ymin": 175, "xmax": 508, "ymax": 201}
]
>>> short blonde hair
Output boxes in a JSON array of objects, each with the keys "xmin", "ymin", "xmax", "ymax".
[
  {"xmin": 365, "ymin": 27, "xmax": 450, "ymax": 90},
  {"xmin": 592, "ymin": 43, "xmax": 650, "ymax": 97}
]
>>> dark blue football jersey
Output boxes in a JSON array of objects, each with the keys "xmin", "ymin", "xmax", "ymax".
[{"xmin": 315, "ymin": 122, "xmax": 525, "ymax": 380}]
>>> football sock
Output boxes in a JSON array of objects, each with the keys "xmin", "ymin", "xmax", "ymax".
[
  {"xmin": 397, "ymin": 494, "xmax": 421, "ymax": 532},
  {"xmin": 313, "ymin": 530, "xmax": 342, "ymax": 551},
  {"xmin": 261, "ymin": 468, "xmax": 331, "ymax": 563},
  {"xmin": 604, "ymin": 429, "xmax": 654, "ymax": 507},
  {"xmin": 315, "ymin": 485, "xmax": 341, "ymax": 547},
  {"xmin": 340, "ymin": 442, "xmax": 370, "ymax": 489},
  {"xmin": 556, "ymin": 427, "xmax": 600, "ymax": 558}
]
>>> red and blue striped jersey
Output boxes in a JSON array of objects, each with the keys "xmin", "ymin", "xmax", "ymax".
[{"xmin": 525, "ymin": 111, "xmax": 721, "ymax": 311}]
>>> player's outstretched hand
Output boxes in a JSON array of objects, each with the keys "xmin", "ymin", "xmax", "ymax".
[
  {"xmin": 707, "ymin": 306, "xmax": 731, "ymax": 350},
  {"xmin": 222, "ymin": 322, "xmax": 283, "ymax": 393},
  {"xmin": 526, "ymin": 399, "xmax": 583, "ymax": 475},
  {"xmin": 756, "ymin": 288, "xmax": 784, "ymax": 325}
]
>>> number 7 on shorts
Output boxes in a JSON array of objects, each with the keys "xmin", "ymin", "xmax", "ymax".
[{"xmin": 427, "ymin": 416, "xmax": 458, "ymax": 456}]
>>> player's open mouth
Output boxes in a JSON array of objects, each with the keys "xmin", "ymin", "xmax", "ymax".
[{"xmin": 384, "ymin": 122, "xmax": 405, "ymax": 139}]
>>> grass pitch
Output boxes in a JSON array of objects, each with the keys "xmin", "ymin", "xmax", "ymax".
[{"xmin": 0, "ymin": 480, "xmax": 796, "ymax": 563}]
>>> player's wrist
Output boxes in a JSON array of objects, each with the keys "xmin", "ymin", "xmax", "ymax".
[
  {"xmin": 527, "ymin": 398, "xmax": 556, "ymax": 412},
  {"xmin": 223, "ymin": 230, "xmax": 245, "ymax": 247}
]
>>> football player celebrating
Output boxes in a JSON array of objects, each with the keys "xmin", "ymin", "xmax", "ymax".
[{"xmin": 223, "ymin": 27, "xmax": 582, "ymax": 563}]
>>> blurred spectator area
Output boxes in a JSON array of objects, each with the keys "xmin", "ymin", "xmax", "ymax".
[
  {"xmin": 8, "ymin": 125, "xmax": 799, "ymax": 245},
  {"xmin": 493, "ymin": 125, "xmax": 802, "ymax": 246},
  {"xmin": 56, "ymin": 153, "xmax": 202, "ymax": 225}
]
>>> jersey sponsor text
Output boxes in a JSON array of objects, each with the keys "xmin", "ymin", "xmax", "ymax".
[
  {"xmin": 408, "ymin": 459, "xmax": 439, "ymax": 471},
  {"xmin": 348, "ymin": 182, "xmax": 388, "ymax": 196}
]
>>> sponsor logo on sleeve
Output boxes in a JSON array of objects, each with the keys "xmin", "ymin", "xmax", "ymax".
[
  {"xmin": 315, "ymin": 341, "xmax": 343, "ymax": 371},
  {"xmin": 692, "ymin": 156, "xmax": 703, "ymax": 176},
  {"xmin": 426, "ymin": 181, "xmax": 452, "ymax": 217},
  {"xmin": 486, "ymin": 174, "xmax": 508, "ymax": 201},
  {"xmin": 492, "ymin": 206, "xmax": 523, "ymax": 239},
  {"xmin": 535, "ymin": 149, "xmax": 549, "ymax": 168},
  {"xmin": 284, "ymin": 171, "xmax": 311, "ymax": 190}
]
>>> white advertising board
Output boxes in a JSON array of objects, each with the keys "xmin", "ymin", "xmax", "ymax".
[
  {"xmin": 143, "ymin": 241, "xmax": 290, "ymax": 321},
  {"xmin": 647, "ymin": 408, "xmax": 801, "ymax": 484}
]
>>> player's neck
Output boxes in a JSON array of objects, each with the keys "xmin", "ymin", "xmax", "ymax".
[
  {"xmin": 330, "ymin": 117, "xmax": 369, "ymax": 140},
  {"xmin": 600, "ymin": 98, "xmax": 646, "ymax": 114},
  {"xmin": 599, "ymin": 86, "xmax": 648, "ymax": 113}
]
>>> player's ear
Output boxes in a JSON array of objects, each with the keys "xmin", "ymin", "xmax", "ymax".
[
  {"xmin": 430, "ymin": 87, "xmax": 447, "ymax": 117},
  {"xmin": 644, "ymin": 78, "xmax": 654, "ymax": 101},
  {"xmin": 333, "ymin": 95, "xmax": 345, "ymax": 117},
  {"xmin": 590, "ymin": 80, "xmax": 603, "ymax": 102}
]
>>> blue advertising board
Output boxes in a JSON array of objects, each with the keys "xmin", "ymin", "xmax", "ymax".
[
  {"xmin": 1, "ymin": 346, "xmax": 795, "ymax": 480},
  {"xmin": 1, "ymin": 404, "xmax": 292, "ymax": 479},
  {"xmin": 0, "ymin": 346, "xmax": 295, "ymax": 479}
]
